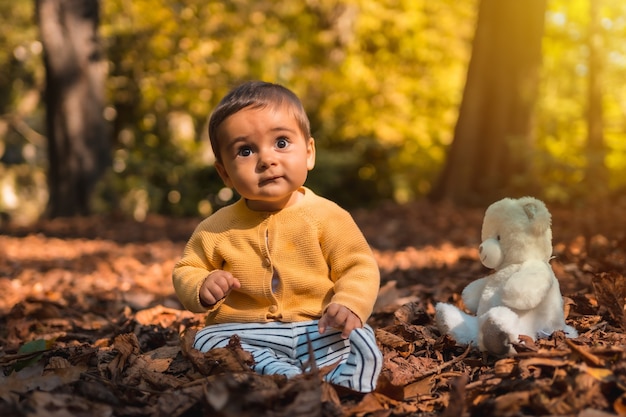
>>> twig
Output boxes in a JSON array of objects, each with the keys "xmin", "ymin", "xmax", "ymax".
[
  {"xmin": 565, "ymin": 339, "xmax": 605, "ymax": 367},
  {"xmin": 582, "ymin": 321, "xmax": 608, "ymax": 336},
  {"xmin": 1, "ymin": 113, "xmax": 46, "ymax": 147},
  {"xmin": 0, "ymin": 349, "xmax": 48, "ymax": 366},
  {"xmin": 465, "ymin": 378, "xmax": 498, "ymax": 391},
  {"xmin": 513, "ymin": 349, "xmax": 572, "ymax": 358},
  {"xmin": 413, "ymin": 344, "xmax": 472, "ymax": 381},
  {"xmin": 300, "ymin": 332, "xmax": 319, "ymax": 374}
]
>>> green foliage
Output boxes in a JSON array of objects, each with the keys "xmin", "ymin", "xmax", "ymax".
[
  {"xmin": 539, "ymin": 0, "xmax": 626, "ymax": 203},
  {"xmin": 0, "ymin": 2, "xmax": 48, "ymax": 223},
  {"xmin": 12, "ymin": 338, "xmax": 54, "ymax": 372},
  {"xmin": 2, "ymin": 0, "xmax": 626, "ymax": 222},
  {"xmin": 97, "ymin": 0, "xmax": 477, "ymax": 217},
  {"xmin": 0, "ymin": 2, "xmax": 41, "ymax": 113}
]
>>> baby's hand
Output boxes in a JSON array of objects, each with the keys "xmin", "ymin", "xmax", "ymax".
[
  {"xmin": 199, "ymin": 270, "xmax": 241, "ymax": 307},
  {"xmin": 318, "ymin": 303, "xmax": 362, "ymax": 339}
]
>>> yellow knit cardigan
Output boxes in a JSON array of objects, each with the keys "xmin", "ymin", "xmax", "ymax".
[{"xmin": 172, "ymin": 187, "xmax": 380, "ymax": 325}]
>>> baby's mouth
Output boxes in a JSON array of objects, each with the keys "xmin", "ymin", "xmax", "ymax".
[{"xmin": 259, "ymin": 175, "xmax": 282, "ymax": 186}]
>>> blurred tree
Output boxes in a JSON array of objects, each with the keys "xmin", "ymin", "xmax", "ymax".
[
  {"xmin": 430, "ymin": 0, "xmax": 546, "ymax": 206},
  {"xmin": 535, "ymin": 0, "xmax": 626, "ymax": 203},
  {"xmin": 6, "ymin": 0, "xmax": 626, "ymax": 222},
  {"xmin": 584, "ymin": 0, "xmax": 608, "ymax": 197},
  {"xmin": 36, "ymin": 0, "xmax": 110, "ymax": 217}
]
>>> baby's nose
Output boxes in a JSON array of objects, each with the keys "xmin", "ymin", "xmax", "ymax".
[{"xmin": 257, "ymin": 151, "xmax": 276, "ymax": 168}]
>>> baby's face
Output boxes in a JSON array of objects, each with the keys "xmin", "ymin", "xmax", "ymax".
[{"xmin": 214, "ymin": 104, "xmax": 315, "ymax": 211}]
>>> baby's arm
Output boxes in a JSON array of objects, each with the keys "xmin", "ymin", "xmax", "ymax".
[
  {"xmin": 318, "ymin": 303, "xmax": 362, "ymax": 339},
  {"xmin": 316, "ymin": 203, "xmax": 379, "ymax": 335},
  {"xmin": 199, "ymin": 270, "xmax": 241, "ymax": 307}
]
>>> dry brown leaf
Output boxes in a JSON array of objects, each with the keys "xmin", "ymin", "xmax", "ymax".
[
  {"xmin": 393, "ymin": 301, "xmax": 429, "ymax": 325},
  {"xmin": 107, "ymin": 333, "xmax": 140, "ymax": 380},
  {"xmin": 157, "ymin": 384, "xmax": 204, "ymax": 417},
  {"xmin": 531, "ymin": 390, "xmax": 577, "ymax": 415},
  {"xmin": 148, "ymin": 344, "xmax": 181, "ymax": 360},
  {"xmin": 343, "ymin": 392, "xmax": 391, "ymax": 417},
  {"xmin": 582, "ymin": 366, "xmax": 614, "ymax": 382},
  {"xmin": 373, "ymin": 280, "xmax": 403, "ymax": 313},
  {"xmin": 493, "ymin": 358, "xmax": 517, "ymax": 377},
  {"xmin": 376, "ymin": 328, "xmax": 414, "ymax": 357},
  {"xmin": 518, "ymin": 357, "xmax": 568, "ymax": 379},
  {"xmin": 402, "ymin": 374, "xmax": 436, "ymax": 399},
  {"xmin": 491, "ymin": 390, "xmax": 532, "ymax": 415},
  {"xmin": 614, "ymin": 392, "xmax": 626, "ymax": 416},
  {"xmin": 440, "ymin": 375, "xmax": 468, "ymax": 417},
  {"xmin": 146, "ymin": 357, "xmax": 173, "ymax": 373},
  {"xmin": 24, "ymin": 391, "xmax": 113, "ymax": 417},
  {"xmin": 0, "ymin": 362, "xmax": 86, "ymax": 401},
  {"xmin": 592, "ymin": 271, "xmax": 626, "ymax": 330},
  {"xmin": 582, "ymin": 408, "xmax": 625, "ymax": 417},
  {"xmin": 134, "ymin": 305, "xmax": 196, "ymax": 327},
  {"xmin": 4, "ymin": 206, "xmax": 626, "ymax": 416},
  {"xmin": 183, "ymin": 334, "xmax": 255, "ymax": 376}
]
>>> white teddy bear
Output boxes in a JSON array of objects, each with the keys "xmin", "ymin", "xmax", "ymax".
[{"xmin": 435, "ymin": 196, "xmax": 577, "ymax": 355}]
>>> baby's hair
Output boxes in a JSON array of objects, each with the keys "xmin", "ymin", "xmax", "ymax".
[{"xmin": 208, "ymin": 81, "xmax": 311, "ymax": 163}]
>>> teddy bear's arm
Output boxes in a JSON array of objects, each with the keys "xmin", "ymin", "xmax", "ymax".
[
  {"xmin": 461, "ymin": 277, "xmax": 488, "ymax": 314},
  {"xmin": 500, "ymin": 260, "xmax": 553, "ymax": 311}
]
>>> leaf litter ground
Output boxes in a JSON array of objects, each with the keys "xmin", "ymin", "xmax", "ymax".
[{"xmin": 1, "ymin": 200, "xmax": 626, "ymax": 416}]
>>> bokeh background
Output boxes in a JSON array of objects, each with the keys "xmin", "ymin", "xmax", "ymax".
[{"xmin": 1, "ymin": 0, "xmax": 625, "ymax": 224}]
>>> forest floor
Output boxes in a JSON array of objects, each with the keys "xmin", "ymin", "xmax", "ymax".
[{"xmin": 1, "ymin": 199, "xmax": 626, "ymax": 416}]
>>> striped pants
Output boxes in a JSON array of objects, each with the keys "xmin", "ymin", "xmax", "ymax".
[{"xmin": 194, "ymin": 320, "xmax": 383, "ymax": 392}]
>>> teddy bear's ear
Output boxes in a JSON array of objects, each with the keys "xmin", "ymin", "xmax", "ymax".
[
  {"xmin": 521, "ymin": 199, "xmax": 551, "ymax": 235},
  {"xmin": 522, "ymin": 202, "xmax": 538, "ymax": 220}
]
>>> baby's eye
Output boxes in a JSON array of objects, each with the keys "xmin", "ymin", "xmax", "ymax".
[
  {"xmin": 496, "ymin": 235, "xmax": 501, "ymax": 241},
  {"xmin": 276, "ymin": 137, "xmax": 289, "ymax": 149},
  {"xmin": 237, "ymin": 146, "xmax": 253, "ymax": 157}
]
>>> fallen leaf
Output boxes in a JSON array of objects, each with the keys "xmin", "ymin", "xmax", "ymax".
[
  {"xmin": 3, "ymin": 205, "xmax": 626, "ymax": 416},
  {"xmin": 592, "ymin": 272, "xmax": 626, "ymax": 330}
]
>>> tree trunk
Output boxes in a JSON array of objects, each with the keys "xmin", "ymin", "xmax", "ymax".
[
  {"xmin": 430, "ymin": 0, "xmax": 546, "ymax": 206},
  {"xmin": 584, "ymin": 0, "xmax": 608, "ymax": 197},
  {"xmin": 36, "ymin": 0, "xmax": 109, "ymax": 217}
]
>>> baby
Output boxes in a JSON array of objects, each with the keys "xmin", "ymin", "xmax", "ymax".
[{"xmin": 173, "ymin": 81, "xmax": 382, "ymax": 392}]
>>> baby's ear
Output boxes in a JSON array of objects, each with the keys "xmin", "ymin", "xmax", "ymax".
[
  {"xmin": 215, "ymin": 161, "xmax": 233, "ymax": 188},
  {"xmin": 306, "ymin": 137, "xmax": 316, "ymax": 170}
]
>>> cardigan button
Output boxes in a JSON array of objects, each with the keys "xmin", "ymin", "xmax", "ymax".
[
  {"xmin": 269, "ymin": 305, "xmax": 278, "ymax": 313},
  {"xmin": 263, "ymin": 257, "xmax": 271, "ymax": 267}
]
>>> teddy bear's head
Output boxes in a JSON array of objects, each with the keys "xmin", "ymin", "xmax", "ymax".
[{"xmin": 479, "ymin": 197, "xmax": 552, "ymax": 270}]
